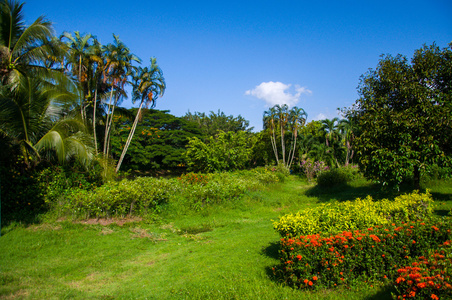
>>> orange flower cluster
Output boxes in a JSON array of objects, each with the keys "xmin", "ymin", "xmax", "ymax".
[
  {"xmin": 274, "ymin": 219, "xmax": 452, "ymax": 292},
  {"xmin": 178, "ymin": 172, "xmax": 209, "ymax": 186},
  {"xmin": 394, "ymin": 240, "xmax": 452, "ymax": 299}
]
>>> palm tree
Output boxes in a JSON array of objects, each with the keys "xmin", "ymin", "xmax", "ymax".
[
  {"xmin": 263, "ymin": 104, "xmax": 307, "ymax": 168},
  {"xmin": 0, "ymin": 0, "xmax": 94, "ymax": 168},
  {"xmin": 0, "ymin": 74, "xmax": 94, "ymax": 167},
  {"xmin": 321, "ymin": 117, "xmax": 340, "ymax": 147},
  {"xmin": 60, "ymin": 31, "xmax": 95, "ymax": 121},
  {"xmin": 287, "ymin": 107, "xmax": 307, "ymax": 167},
  {"xmin": 263, "ymin": 106, "xmax": 279, "ymax": 164},
  {"xmin": 102, "ymin": 34, "xmax": 141, "ymax": 159},
  {"xmin": 276, "ymin": 104, "xmax": 289, "ymax": 165},
  {"xmin": 115, "ymin": 58, "xmax": 165, "ymax": 172},
  {"xmin": 338, "ymin": 118, "xmax": 354, "ymax": 166},
  {"xmin": 0, "ymin": 0, "xmax": 62, "ymax": 87}
]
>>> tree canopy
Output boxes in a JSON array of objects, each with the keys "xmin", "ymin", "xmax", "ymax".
[{"xmin": 346, "ymin": 43, "xmax": 452, "ymax": 188}]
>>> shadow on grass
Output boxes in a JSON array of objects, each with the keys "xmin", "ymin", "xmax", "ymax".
[
  {"xmin": 304, "ymin": 182, "xmax": 415, "ymax": 203},
  {"xmin": 363, "ymin": 285, "xmax": 395, "ymax": 300},
  {"xmin": 430, "ymin": 191, "xmax": 452, "ymax": 202},
  {"xmin": 1, "ymin": 207, "xmax": 47, "ymax": 236},
  {"xmin": 305, "ymin": 180, "xmax": 452, "ymax": 204},
  {"xmin": 261, "ymin": 241, "xmax": 280, "ymax": 260}
]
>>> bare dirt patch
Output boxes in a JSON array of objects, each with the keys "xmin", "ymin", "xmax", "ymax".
[{"xmin": 76, "ymin": 216, "xmax": 143, "ymax": 226}]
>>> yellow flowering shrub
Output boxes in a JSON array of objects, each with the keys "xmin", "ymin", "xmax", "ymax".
[{"xmin": 273, "ymin": 191, "xmax": 434, "ymax": 237}]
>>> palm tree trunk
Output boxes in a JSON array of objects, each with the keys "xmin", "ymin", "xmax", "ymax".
[
  {"xmin": 288, "ymin": 133, "xmax": 297, "ymax": 168},
  {"xmin": 92, "ymin": 87, "xmax": 98, "ymax": 154},
  {"xmin": 280, "ymin": 124, "xmax": 285, "ymax": 165},
  {"xmin": 116, "ymin": 100, "xmax": 144, "ymax": 172},
  {"xmin": 105, "ymin": 96, "xmax": 117, "ymax": 160},
  {"xmin": 103, "ymin": 87, "xmax": 115, "ymax": 155}
]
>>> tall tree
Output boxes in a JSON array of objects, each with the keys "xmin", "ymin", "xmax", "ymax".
[
  {"xmin": 102, "ymin": 34, "xmax": 140, "ymax": 159},
  {"xmin": 116, "ymin": 57, "xmax": 165, "ymax": 172},
  {"xmin": 60, "ymin": 31, "xmax": 94, "ymax": 121},
  {"xmin": 346, "ymin": 43, "xmax": 452, "ymax": 188},
  {"xmin": 0, "ymin": 0, "xmax": 94, "ymax": 168},
  {"xmin": 0, "ymin": 0, "xmax": 62, "ymax": 86},
  {"xmin": 287, "ymin": 106, "xmax": 307, "ymax": 167},
  {"xmin": 263, "ymin": 104, "xmax": 307, "ymax": 168},
  {"xmin": 184, "ymin": 110, "xmax": 253, "ymax": 139}
]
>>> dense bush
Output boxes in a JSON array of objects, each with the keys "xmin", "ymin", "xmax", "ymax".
[
  {"xmin": 392, "ymin": 240, "xmax": 452, "ymax": 299},
  {"xmin": 273, "ymin": 191, "xmax": 434, "ymax": 237},
  {"xmin": 273, "ymin": 218, "xmax": 452, "ymax": 292},
  {"xmin": 315, "ymin": 165, "xmax": 361, "ymax": 187},
  {"xmin": 54, "ymin": 169, "xmax": 280, "ymax": 218},
  {"xmin": 56, "ymin": 177, "xmax": 175, "ymax": 218},
  {"xmin": 0, "ymin": 163, "xmax": 102, "ymax": 224},
  {"xmin": 185, "ymin": 131, "xmax": 255, "ymax": 172}
]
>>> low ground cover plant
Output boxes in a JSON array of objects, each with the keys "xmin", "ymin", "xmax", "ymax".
[
  {"xmin": 273, "ymin": 191, "xmax": 434, "ymax": 237},
  {"xmin": 273, "ymin": 218, "xmax": 452, "ymax": 293}
]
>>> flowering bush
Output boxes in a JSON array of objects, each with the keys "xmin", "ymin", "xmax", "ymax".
[
  {"xmin": 177, "ymin": 172, "xmax": 210, "ymax": 186},
  {"xmin": 273, "ymin": 191, "xmax": 434, "ymax": 237},
  {"xmin": 392, "ymin": 240, "xmax": 452, "ymax": 299},
  {"xmin": 272, "ymin": 218, "xmax": 452, "ymax": 292},
  {"xmin": 300, "ymin": 159, "xmax": 328, "ymax": 182}
]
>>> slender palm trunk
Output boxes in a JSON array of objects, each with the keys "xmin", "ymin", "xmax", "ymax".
[
  {"xmin": 270, "ymin": 123, "xmax": 279, "ymax": 164},
  {"xmin": 288, "ymin": 132, "xmax": 298, "ymax": 168},
  {"xmin": 92, "ymin": 87, "xmax": 98, "ymax": 154},
  {"xmin": 280, "ymin": 125, "xmax": 285, "ymax": 165},
  {"xmin": 105, "ymin": 95, "xmax": 117, "ymax": 160},
  {"xmin": 116, "ymin": 100, "xmax": 144, "ymax": 172},
  {"xmin": 103, "ymin": 87, "xmax": 115, "ymax": 156}
]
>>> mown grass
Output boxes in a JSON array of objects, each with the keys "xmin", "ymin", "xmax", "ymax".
[{"xmin": 0, "ymin": 176, "xmax": 451, "ymax": 299}]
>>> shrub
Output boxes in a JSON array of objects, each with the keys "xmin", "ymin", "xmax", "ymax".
[
  {"xmin": 300, "ymin": 159, "xmax": 328, "ymax": 182},
  {"xmin": 57, "ymin": 169, "xmax": 281, "ymax": 218},
  {"xmin": 273, "ymin": 191, "xmax": 434, "ymax": 237},
  {"xmin": 316, "ymin": 167, "xmax": 349, "ymax": 187},
  {"xmin": 59, "ymin": 177, "xmax": 174, "ymax": 218},
  {"xmin": 272, "ymin": 218, "xmax": 452, "ymax": 290},
  {"xmin": 392, "ymin": 240, "xmax": 452, "ymax": 299}
]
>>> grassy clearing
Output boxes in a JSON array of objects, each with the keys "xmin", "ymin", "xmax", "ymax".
[{"xmin": 0, "ymin": 176, "xmax": 451, "ymax": 299}]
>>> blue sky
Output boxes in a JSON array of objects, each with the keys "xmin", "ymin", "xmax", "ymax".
[{"xmin": 25, "ymin": 0, "xmax": 451, "ymax": 131}]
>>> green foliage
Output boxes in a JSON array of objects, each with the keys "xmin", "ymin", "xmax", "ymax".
[
  {"xmin": 0, "ymin": 163, "xmax": 102, "ymax": 225},
  {"xmin": 346, "ymin": 43, "xmax": 452, "ymax": 188},
  {"xmin": 299, "ymin": 159, "xmax": 329, "ymax": 182},
  {"xmin": 53, "ymin": 169, "xmax": 281, "ymax": 218},
  {"xmin": 273, "ymin": 218, "xmax": 452, "ymax": 291},
  {"xmin": 110, "ymin": 109, "xmax": 201, "ymax": 171},
  {"xmin": 316, "ymin": 166, "xmax": 361, "ymax": 187},
  {"xmin": 185, "ymin": 130, "xmax": 255, "ymax": 172},
  {"xmin": 183, "ymin": 110, "xmax": 253, "ymax": 139},
  {"xmin": 58, "ymin": 177, "xmax": 174, "ymax": 218},
  {"xmin": 273, "ymin": 191, "xmax": 435, "ymax": 237},
  {"xmin": 392, "ymin": 241, "xmax": 452, "ymax": 299},
  {"xmin": 263, "ymin": 104, "xmax": 308, "ymax": 169}
]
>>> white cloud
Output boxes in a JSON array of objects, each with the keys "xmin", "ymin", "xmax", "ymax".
[
  {"xmin": 245, "ymin": 81, "xmax": 312, "ymax": 107},
  {"xmin": 314, "ymin": 113, "xmax": 327, "ymax": 120}
]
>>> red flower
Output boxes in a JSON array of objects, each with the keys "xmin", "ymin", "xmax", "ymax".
[
  {"xmin": 296, "ymin": 255, "xmax": 302, "ymax": 261},
  {"xmin": 308, "ymin": 281, "xmax": 313, "ymax": 286},
  {"xmin": 417, "ymin": 282, "xmax": 427, "ymax": 289},
  {"xmin": 312, "ymin": 276, "xmax": 318, "ymax": 281},
  {"xmin": 431, "ymin": 294, "xmax": 439, "ymax": 300}
]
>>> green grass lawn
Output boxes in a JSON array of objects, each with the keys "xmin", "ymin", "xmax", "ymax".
[{"xmin": 1, "ymin": 176, "xmax": 451, "ymax": 299}]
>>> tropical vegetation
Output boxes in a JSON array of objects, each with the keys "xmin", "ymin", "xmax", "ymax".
[{"xmin": 1, "ymin": 1, "xmax": 451, "ymax": 299}]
